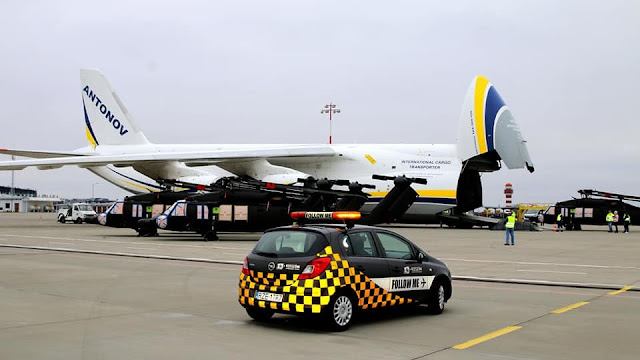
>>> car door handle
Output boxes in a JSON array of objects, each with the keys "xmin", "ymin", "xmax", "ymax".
[{"xmin": 391, "ymin": 266, "xmax": 402, "ymax": 273}]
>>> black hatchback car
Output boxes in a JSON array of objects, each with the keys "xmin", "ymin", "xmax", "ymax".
[{"xmin": 238, "ymin": 212, "xmax": 452, "ymax": 331}]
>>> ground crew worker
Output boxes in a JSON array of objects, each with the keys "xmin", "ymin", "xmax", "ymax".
[
  {"xmin": 505, "ymin": 212, "xmax": 516, "ymax": 245},
  {"xmin": 606, "ymin": 210, "xmax": 614, "ymax": 232},
  {"xmin": 623, "ymin": 212, "xmax": 631, "ymax": 233},
  {"xmin": 613, "ymin": 211, "xmax": 620, "ymax": 233},
  {"xmin": 556, "ymin": 213, "xmax": 564, "ymax": 232}
]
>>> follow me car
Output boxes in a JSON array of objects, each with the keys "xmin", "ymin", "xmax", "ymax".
[{"xmin": 238, "ymin": 211, "xmax": 452, "ymax": 331}]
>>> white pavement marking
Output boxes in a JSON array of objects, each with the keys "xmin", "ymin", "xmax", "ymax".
[
  {"xmin": 5, "ymin": 234, "xmax": 638, "ymax": 271},
  {"xmin": 49, "ymin": 242, "xmax": 73, "ymax": 245},
  {"xmin": 126, "ymin": 247, "xmax": 158, "ymax": 251},
  {"xmin": 517, "ymin": 269, "xmax": 587, "ymax": 275},
  {"xmin": 442, "ymin": 258, "xmax": 639, "ymax": 270},
  {"xmin": 3, "ymin": 243, "xmax": 640, "ymax": 292},
  {"xmin": 0, "ymin": 234, "xmax": 254, "ymax": 251},
  {"xmin": 0, "ymin": 243, "xmax": 244, "ymax": 265}
]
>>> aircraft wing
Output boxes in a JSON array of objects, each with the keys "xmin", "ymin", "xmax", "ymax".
[
  {"xmin": 0, "ymin": 148, "xmax": 84, "ymax": 158},
  {"xmin": 0, "ymin": 146, "xmax": 336, "ymax": 170}
]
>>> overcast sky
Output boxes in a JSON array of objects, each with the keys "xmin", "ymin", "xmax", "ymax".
[{"xmin": 1, "ymin": 0, "xmax": 639, "ymax": 207}]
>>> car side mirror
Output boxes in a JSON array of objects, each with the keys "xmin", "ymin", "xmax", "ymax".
[{"xmin": 418, "ymin": 252, "xmax": 426, "ymax": 261}]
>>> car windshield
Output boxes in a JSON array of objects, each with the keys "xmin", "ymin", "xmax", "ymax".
[
  {"xmin": 76, "ymin": 205, "xmax": 94, "ymax": 211},
  {"xmin": 253, "ymin": 230, "xmax": 329, "ymax": 258}
]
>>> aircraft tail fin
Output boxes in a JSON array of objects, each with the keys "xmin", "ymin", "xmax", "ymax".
[
  {"xmin": 80, "ymin": 69, "xmax": 150, "ymax": 147},
  {"xmin": 457, "ymin": 76, "xmax": 534, "ymax": 173}
]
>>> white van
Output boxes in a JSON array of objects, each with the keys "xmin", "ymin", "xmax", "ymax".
[{"xmin": 57, "ymin": 203, "xmax": 97, "ymax": 224}]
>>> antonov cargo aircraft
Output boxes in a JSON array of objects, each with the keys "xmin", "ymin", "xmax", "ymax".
[{"xmin": 0, "ymin": 69, "xmax": 533, "ymax": 223}]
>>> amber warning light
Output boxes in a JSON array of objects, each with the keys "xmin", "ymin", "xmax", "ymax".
[{"xmin": 290, "ymin": 211, "xmax": 361, "ymax": 221}]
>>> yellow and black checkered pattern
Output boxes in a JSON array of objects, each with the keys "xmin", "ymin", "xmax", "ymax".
[{"xmin": 238, "ymin": 246, "xmax": 413, "ymax": 314}]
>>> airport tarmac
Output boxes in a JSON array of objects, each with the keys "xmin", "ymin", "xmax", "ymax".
[{"xmin": 1, "ymin": 213, "xmax": 639, "ymax": 359}]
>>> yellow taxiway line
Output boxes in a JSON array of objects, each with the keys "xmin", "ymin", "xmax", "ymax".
[
  {"xmin": 453, "ymin": 326, "xmax": 522, "ymax": 350},
  {"xmin": 550, "ymin": 301, "xmax": 590, "ymax": 314},
  {"xmin": 608, "ymin": 286, "xmax": 632, "ymax": 296}
]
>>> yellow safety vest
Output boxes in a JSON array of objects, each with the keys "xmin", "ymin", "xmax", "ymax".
[
  {"xmin": 557, "ymin": 214, "xmax": 562, "ymax": 221},
  {"xmin": 606, "ymin": 213, "xmax": 613, "ymax": 222},
  {"xmin": 624, "ymin": 214, "xmax": 631, "ymax": 222},
  {"xmin": 506, "ymin": 215, "xmax": 516, "ymax": 229}
]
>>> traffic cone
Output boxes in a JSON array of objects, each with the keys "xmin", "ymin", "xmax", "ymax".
[{"xmin": 553, "ymin": 224, "xmax": 557, "ymax": 232}]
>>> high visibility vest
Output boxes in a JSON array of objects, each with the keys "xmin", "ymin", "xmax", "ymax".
[
  {"xmin": 557, "ymin": 214, "xmax": 562, "ymax": 221},
  {"xmin": 613, "ymin": 214, "xmax": 619, "ymax": 223},
  {"xmin": 506, "ymin": 214, "xmax": 516, "ymax": 229},
  {"xmin": 606, "ymin": 213, "xmax": 613, "ymax": 222},
  {"xmin": 624, "ymin": 214, "xmax": 631, "ymax": 222}
]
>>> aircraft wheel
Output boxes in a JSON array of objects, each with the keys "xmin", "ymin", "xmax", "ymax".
[{"xmin": 203, "ymin": 231, "xmax": 218, "ymax": 242}]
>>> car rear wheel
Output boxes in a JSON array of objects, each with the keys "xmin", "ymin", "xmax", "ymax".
[
  {"xmin": 245, "ymin": 307, "xmax": 274, "ymax": 321},
  {"xmin": 324, "ymin": 291, "xmax": 355, "ymax": 331},
  {"xmin": 427, "ymin": 280, "xmax": 446, "ymax": 315},
  {"xmin": 58, "ymin": 215, "xmax": 66, "ymax": 223}
]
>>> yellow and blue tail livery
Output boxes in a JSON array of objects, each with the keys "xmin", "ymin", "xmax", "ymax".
[
  {"xmin": 457, "ymin": 76, "xmax": 534, "ymax": 172},
  {"xmin": 81, "ymin": 69, "xmax": 150, "ymax": 147}
]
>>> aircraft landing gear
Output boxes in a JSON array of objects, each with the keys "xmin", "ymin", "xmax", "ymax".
[{"xmin": 203, "ymin": 230, "xmax": 218, "ymax": 242}]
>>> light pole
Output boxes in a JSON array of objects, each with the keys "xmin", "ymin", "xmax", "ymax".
[
  {"xmin": 91, "ymin": 182, "xmax": 100, "ymax": 199},
  {"xmin": 10, "ymin": 155, "xmax": 15, "ymax": 212},
  {"xmin": 320, "ymin": 103, "xmax": 340, "ymax": 144}
]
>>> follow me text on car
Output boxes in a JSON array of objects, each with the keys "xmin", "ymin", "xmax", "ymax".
[{"xmin": 238, "ymin": 211, "xmax": 452, "ymax": 331}]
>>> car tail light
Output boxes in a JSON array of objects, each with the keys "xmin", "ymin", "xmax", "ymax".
[
  {"xmin": 241, "ymin": 256, "xmax": 250, "ymax": 275},
  {"xmin": 298, "ymin": 257, "xmax": 331, "ymax": 280}
]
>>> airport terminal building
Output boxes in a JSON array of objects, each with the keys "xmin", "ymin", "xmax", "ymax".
[
  {"xmin": 0, "ymin": 185, "xmax": 62, "ymax": 212},
  {"xmin": 1, "ymin": 185, "xmax": 116, "ymax": 213}
]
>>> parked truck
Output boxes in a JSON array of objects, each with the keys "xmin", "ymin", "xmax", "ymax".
[{"xmin": 57, "ymin": 203, "xmax": 97, "ymax": 224}]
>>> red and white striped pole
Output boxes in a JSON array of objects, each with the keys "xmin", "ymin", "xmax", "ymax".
[{"xmin": 321, "ymin": 103, "xmax": 340, "ymax": 144}]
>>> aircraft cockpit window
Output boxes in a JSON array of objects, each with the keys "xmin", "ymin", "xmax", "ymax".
[
  {"xmin": 107, "ymin": 202, "xmax": 124, "ymax": 215},
  {"xmin": 171, "ymin": 202, "xmax": 187, "ymax": 217},
  {"xmin": 164, "ymin": 201, "xmax": 186, "ymax": 216}
]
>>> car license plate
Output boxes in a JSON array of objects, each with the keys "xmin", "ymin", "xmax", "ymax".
[{"xmin": 254, "ymin": 291, "xmax": 283, "ymax": 303}]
